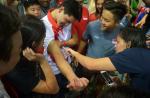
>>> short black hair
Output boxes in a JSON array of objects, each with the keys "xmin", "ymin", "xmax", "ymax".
[
  {"xmin": 21, "ymin": 15, "xmax": 45, "ymax": 50},
  {"xmin": 23, "ymin": 0, "xmax": 40, "ymax": 10},
  {"xmin": 0, "ymin": 4, "xmax": 21, "ymax": 62},
  {"xmin": 103, "ymin": 1, "xmax": 127, "ymax": 22},
  {"xmin": 62, "ymin": 0, "xmax": 82, "ymax": 21},
  {"xmin": 118, "ymin": 27, "xmax": 146, "ymax": 48},
  {"xmin": 99, "ymin": 85, "xmax": 150, "ymax": 98}
]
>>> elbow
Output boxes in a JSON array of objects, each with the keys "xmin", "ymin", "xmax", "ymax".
[
  {"xmin": 53, "ymin": 84, "xmax": 59, "ymax": 94},
  {"xmin": 51, "ymin": 85, "xmax": 59, "ymax": 94},
  {"xmin": 47, "ymin": 84, "xmax": 59, "ymax": 94}
]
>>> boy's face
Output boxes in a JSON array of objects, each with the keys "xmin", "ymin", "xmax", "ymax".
[
  {"xmin": 0, "ymin": 31, "xmax": 22, "ymax": 75},
  {"xmin": 26, "ymin": 4, "xmax": 41, "ymax": 17},
  {"xmin": 57, "ymin": 9, "xmax": 76, "ymax": 27},
  {"xmin": 100, "ymin": 9, "xmax": 118, "ymax": 31}
]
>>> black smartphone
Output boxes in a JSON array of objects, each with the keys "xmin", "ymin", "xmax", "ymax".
[{"xmin": 100, "ymin": 71, "xmax": 116, "ymax": 86}]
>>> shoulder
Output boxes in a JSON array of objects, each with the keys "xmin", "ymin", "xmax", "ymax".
[
  {"xmin": 123, "ymin": 48, "xmax": 150, "ymax": 54},
  {"xmin": 41, "ymin": 15, "xmax": 48, "ymax": 22},
  {"xmin": 110, "ymin": 48, "xmax": 150, "ymax": 61},
  {"xmin": 82, "ymin": 6, "xmax": 89, "ymax": 14},
  {"xmin": 41, "ymin": 15, "xmax": 52, "ymax": 27},
  {"xmin": 88, "ymin": 19, "xmax": 100, "ymax": 28}
]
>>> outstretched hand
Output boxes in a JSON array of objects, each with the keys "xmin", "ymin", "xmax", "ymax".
[{"xmin": 65, "ymin": 48, "xmax": 77, "ymax": 57}]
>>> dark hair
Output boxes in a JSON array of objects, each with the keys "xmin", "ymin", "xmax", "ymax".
[
  {"xmin": 94, "ymin": 0, "xmax": 102, "ymax": 16},
  {"xmin": 0, "ymin": 4, "xmax": 21, "ymax": 62},
  {"xmin": 103, "ymin": 1, "xmax": 127, "ymax": 22},
  {"xmin": 118, "ymin": 27, "xmax": 146, "ymax": 48},
  {"xmin": 21, "ymin": 15, "xmax": 45, "ymax": 50},
  {"xmin": 23, "ymin": 0, "xmax": 40, "ymax": 10},
  {"xmin": 94, "ymin": 0, "xmax": 113, "ymax": 16},
  {"xmin": 99, "ymin": 85, "xmax": 150, "ymax": 98},
  {"xmin": 62, "ymin": 0, "xmax": 82, "ymax": 21}
]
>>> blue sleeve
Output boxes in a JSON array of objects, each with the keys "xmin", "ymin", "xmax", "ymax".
[{"xmin": 109, "ymin": 49, "xmax": 142, "ymax": 74}]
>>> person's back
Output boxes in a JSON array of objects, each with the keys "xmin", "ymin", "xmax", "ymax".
[
  {"xmin": 110, "ymin": 47, "xmax": 150, "ymax": 92},
  {"xmin": 5, "ymin": 15, "xmax": 59, "ymax": 98},
  {"xmin": 108, "ymin": 27, "xmax": 150, "ymax": 93}
]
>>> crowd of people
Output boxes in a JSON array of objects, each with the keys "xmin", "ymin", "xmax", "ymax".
[{"xmin": 0, "ymin": 0, "xmax": 150, "ymax": 98}]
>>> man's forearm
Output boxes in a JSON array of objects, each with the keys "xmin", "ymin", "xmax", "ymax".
[{"xmin": 48, "ymin": 40, "xmax": 77, "ymax": 81}]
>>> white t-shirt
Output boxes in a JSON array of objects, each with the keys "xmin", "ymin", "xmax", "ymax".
[{"xmin": 42, "ymin": 15, "xmax": 72, "ymax": 75}]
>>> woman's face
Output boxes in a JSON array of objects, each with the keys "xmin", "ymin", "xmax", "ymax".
[
  {"xmin": 96, "ymin": 0, "xmax": 104, "ymax": 11},
  {"xmin": 115, "ymin": 35, "xmax": 129, "ymax": 53}
]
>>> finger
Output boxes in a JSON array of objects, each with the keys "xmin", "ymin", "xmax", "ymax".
[
  {"xmin": 66, "ymin": 84, "xmax": 73, "ymax": 90},
  {"xmin": 80, "ymin": 78, "xmax": 89, "ymax": 87},
  {"xmin": 22, "ymin": 50, "xmax": 26, "ymax": 56},
  {"xmin": 75, "ymin": 78, "xmax": 83, "ymax": 88},
  {"xmin": 68, "ymin": 79, "xmax": 81, "ymax": 91}
]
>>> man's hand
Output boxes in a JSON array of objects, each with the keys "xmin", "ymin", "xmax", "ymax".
[{"xmin": 66, "ymin": 77, "xmax": 89, "ymax": 91}]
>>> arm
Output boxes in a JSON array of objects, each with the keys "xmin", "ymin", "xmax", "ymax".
[
  {"xmin": 77, "ymin": 39, "xmax": 87, "ymax": 53},
  {"xmin": 48, "ymin": 40, "xmax": 89, "ymax": 90},
  {"xmin": 67, "ymin": 48, "xmax": 116, "ymax": 71},
  {"xmin": 48, "ymin": 40, "xmax": 78, "ymax": 81},
  {"xmin": 23, "ymin": 48, "xmax": 59, "ymax": 94},
  {"xmin": 57, "ymin": 32, "xmax": 78, "ymax": 47},
  {"xmin": 56, "ymin": 25, "xmax": 78, "ymax": 48},
  {"xmin": 32, "ymin": 59, "xmax": 59, "ymax": 94},
  {"xmin": 62, "ymin": 31, "xmax": 78, "ymax": 47}
]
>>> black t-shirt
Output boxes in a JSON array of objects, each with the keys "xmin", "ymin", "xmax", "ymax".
[{"xmin": 5, "ymin": 57, "xmax": 52, "ymax": 98}]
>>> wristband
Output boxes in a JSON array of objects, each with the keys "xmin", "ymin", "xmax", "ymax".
[{"xmin": 62, "ymin": 41, "xmax": 67, "ymax": 46}]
